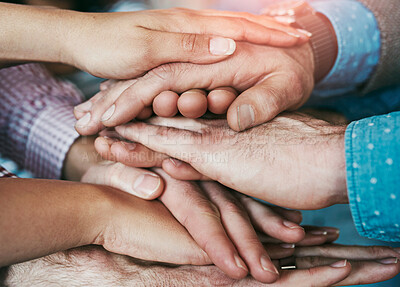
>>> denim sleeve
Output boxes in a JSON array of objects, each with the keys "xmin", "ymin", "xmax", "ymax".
[
  {"xmin": 345, "ymin": 112, "xmax": 400, "ymax": 241},
  {"xmin": 309, "ymin": 0, "xmax": 381, "ymax": 97}
]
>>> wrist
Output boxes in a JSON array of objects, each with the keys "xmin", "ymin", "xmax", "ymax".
[{"xmin": 324, "ymin": 125, "xmax": 349, "ymax": 205}]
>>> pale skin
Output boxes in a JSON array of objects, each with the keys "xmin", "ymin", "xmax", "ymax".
[
  {"xmin": 74, "ymin": 39, "xmax": 315, "ymax": 135},
  {"xmin": 0, "ymin": 3, "xmax": 310, "ymax": 76},
  {"xmin": 98, "ymin": 113, "xmax": 348, "ymax": 210}
]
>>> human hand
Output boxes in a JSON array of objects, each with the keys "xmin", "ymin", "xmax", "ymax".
[
  {"xmin": 8, "ymin": 245, "xmax": 400, "ymax": 286},
  {"xmin": 74, "ymin": 41, "xmax": 315, "ymax": 135},
  {"xmin": 81, "ymin": 160, "xmax": 338, "ymax": 282},
  {"xmin": 111, "ymin": 113, "xmax": 347, "ymax": 210},
  {"xmin": 65, "ymin": 8, "xmax": 310, "ymax": 80}
]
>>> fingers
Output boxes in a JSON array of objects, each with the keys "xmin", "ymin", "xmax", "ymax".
[
  {"xmin": 115, "ymin": 122, "xmax": 202, "ymax": 162},
  {"xmin": 200, "ymin": 181, "xmax": 280, "ymax": 283},
  {"xmin": 153, "ymin": 11, "xmax": 305, "ymax": 48},
  {"xmin": 81, "ymin": 161, "xmax": 164, "ymax": 200},
  {"xmin": 237, "ymin": 195, "xmax": 305, "ymax": 244},
  {"xmin": 295, "ymin": 245, "xmax": 400, "ymax": 261},
  {"xmin": 95, "ymin": 137, "xmax": 168, "ymax": 168},
  {"xmin": 264, "ymin": 244, "xmax": 296, "ymax": 260},
  {"xmin": 227, "ymin": 72, "xmax": 308, "ymax": 131},
  {"xmin": 75, "ymin": 79, "xmax": 137, "ymax": 135},
  {"xmin": 208, "ymin": 87, "xmax": 238, "ymax": 114},
  {"xmin": 155, "ymin": 169, "xmax": 248, "ymax": 280}
]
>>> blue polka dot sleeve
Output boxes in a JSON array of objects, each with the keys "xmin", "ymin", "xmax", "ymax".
[
  {"xmin": 309, "ymin": 0, "xmax": 381, "ymax": 97},
  {"xmin": 345, "ymin": 112, "xmax": 400, "ymax": 241}
]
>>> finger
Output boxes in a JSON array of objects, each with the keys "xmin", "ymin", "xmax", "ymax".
[
  {"xmin": 237, "ymin": 195, "xmax": 305, "ymax": 244},
  {"xmin": 227, "ymin": 72, "xmax": 310, "ymax": 131},
  {"xmin": 192, "ymin": 9, "xmax": 311, "ymax": 41},
  {"xmin": 153, "ymin": 91, "xmax": 179, "ymax": 118},
  {"xmin": 207, "ymin": 87, "xmax": 238, "ymax": 114},
  {"xmin": 137, "ymin": 107, "xmax": 153, "ymax": 120},
  {"xmin": 146, "ymin": 116, "xmax": 206, "ymax": 133},
  {"xmin": 153, "ymin": 11, "xmax": 304, "ymax": 47},
  {"xmin": 295, "ymin": 245, "xmax": 400, "ymax": 261},
  {"xmin": 156, "ymin": 169, "xmax": 249, "ymax": 280},
  {"xmin": 295, "ymin": 226, "xmax": 330, "ymax": 246},
  {"xmin": 100, "ymin": 79, "xmax": 117, "ymax": 91},
  {"xmin": 162, "ymin": 158, "xmax": 210, "ymax": 181},
  {"xmin": 95, "ymin": 137, "xmax": 168, "ymax": 168},
  {"xmin": 82, "ymin": 162, "xmax": 164, "ymax": 200},
  {"xmin": 264, "ymin": 244, "xmax": 295, "ymax": 260},
  {"xmin": 268, "ymin": 206, "xmax": 303, "ymax": 224},
  {"xmin": 115, "ymin": 122, "xmax": 202, "ymax": 162},
  {"xmin": 336, "ymin": 259, "xmax": 400, "ymax": 286},
  {"xmin": 177, "ymin": 89, "xmax": 208, "ymax": 119},
  {"xmin": 200, "ymin": 181, "xmax": 279, "ymax": 283},
  {"xmin": 274, "ymin": 261, "xmax": 351, "ymax": 287},
  {"xmin": 74, "ymin": 90, "xmax": 105, "ymax": 120},
  {"xmin": 294, "ymin": 256, "xmax": 400, "ymax": 286},
  {"xmin": 75, "ymin": 79, "xmax": 137, "ymax": 135}
]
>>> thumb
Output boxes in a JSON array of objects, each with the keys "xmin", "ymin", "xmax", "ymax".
[
  {"xmin": 227, "ymin": 72, "xmax": 305, "ymax": 131},
  {"xmin": 82, "ymin": 162, "xmax": 164, "ymax": 200},
  {"xmin": 151, "ymin": 30, "xmax": 237, "ymax": 65}
]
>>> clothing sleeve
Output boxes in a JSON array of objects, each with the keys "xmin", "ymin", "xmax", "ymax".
[
  {"xmin": 0, "ymin": 166, "xmax": 17, "ymax": 178},
  {"xmin": 356, "ymin": 0, "xmax": 400, "ymax": 93},
  {"xmin": 345, "ymin": 111, "xmax": 400, "ymax": 241},
  {"xmin": 309, "ymin": 0, "xmax": 381, "ymax": 98},
  {"xmin": 0, "ymin": 64, "xmax": 83, "ymax": 179}
]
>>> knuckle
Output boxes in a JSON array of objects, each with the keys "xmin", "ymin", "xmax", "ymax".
[{"xmin": 180, "ymin": 33, "xmax": 200, "ymax": 53}]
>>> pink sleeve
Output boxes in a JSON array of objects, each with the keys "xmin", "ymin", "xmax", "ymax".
[{"xmin": 0, "ymin": 64, "xmax": 84, "ymax": 179}]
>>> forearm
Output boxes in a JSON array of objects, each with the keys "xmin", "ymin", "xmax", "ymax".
[
  {"xmin": 0, "ymin": 178, "xmax": 108, "ymax": 267},
  {"xmin": 0, "ymin": 3, "xmax": 80, "ymax": 66}
]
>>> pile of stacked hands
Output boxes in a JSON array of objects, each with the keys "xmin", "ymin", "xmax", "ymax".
[{"xmin": 1, "ymin": 0, "xmax": 400, "ymax": 286}]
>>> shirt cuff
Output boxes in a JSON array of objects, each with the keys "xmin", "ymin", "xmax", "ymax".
[
  {"xmin": 310, "ymin": 0, "xmax": 381, "ymax": 97},
  {"xmin": 345, "ymin": 112, "xmax": 400, "ymax": 242},
  {"xmin": 25, "ymin": 105, "xmax": 80, "ymax": 179}
]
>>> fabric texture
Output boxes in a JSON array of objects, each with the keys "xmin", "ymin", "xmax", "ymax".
[
  {"xmin": 345, "ymin": 112, "xmax": 400, "ymax": 242},
  {"xmin": 310, "ymin": 0, "xmax": 381, "ymax": 97},
  {"xmin": 358, "ymin": 0, "xmax": 400, "ymax": 93},
  {"xmin": 0, "ymin": 64, "xmax": 83, "ymax": 179},
  {"xmin": 0, "ymin": 166, "xmax": 17, "ymax": 178}
]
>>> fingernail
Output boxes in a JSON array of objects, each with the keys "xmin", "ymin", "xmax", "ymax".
[
  {"xmin": 310, "ymin": 230, "xmax": 328, "ymax": 236},
  {"xmin": 283, "ymin": 220, "xmax": 304, "ymax": 230},
  {"xmin": 274, "ymin": 16, "xmax": 296, "ymax": 24},
  {"xmin": 378, "ymin": 258, "xmax": 399, "ymax": 265},
  {"xmin": 234, "ymin": 254, "xmax": 248, "ymax": 272},
  {"xmin": 75, "ymin": 101, "xmax": 93, "ymax": 112},
  {"xmin": 330, "ymin": 260, "xmax": 347, "ymax": 268},
  {"xmin": 170, "ymin": 158, "xmax": 183, "ymax": 167},
  {"xmin": 280, "ymin": 243, "xmax": 295, "ymax": 249},
  {"xmin": 210, "ymin": 37, "xmax": 236, "ymax": 56},
  {"xmin": 101, "ymin": 104, "xmax": 116, "ymax": 122},
  {"xmin": 237, "ymin": 104, "xmax": 255, "ymax": 131},
  {"xmin": 122, "ymin": 142, "xmax": 136, "ymax": 151},
  {"xmin": 133, "ymin": 174, "xmax": 161, "ymax": 197},
  {"xmin": 261, "ymin": 255, "xmax": 279, "ymax": 275},
  {"xmin": 76, "ymin": 113, "xmax": 91, "ymax": 127},
  {"xmin": 297, "ymin": 29, "xmax": 313, "ymax": 37},
  {"xmin": 287, "ymin": 32, "xmax": 301, "ymax": 38}
]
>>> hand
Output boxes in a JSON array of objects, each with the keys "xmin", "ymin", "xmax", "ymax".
[
  {"xmin": 74, "ymin": 41, "xmax": 315, "ymax": 135},
  {"xmin": 81, "ymin": 160, "xmax": 339, "ymax": 282},
  {"xmin": 8, "ymin": 245, "xmax": 400, "ymax": 286},
  {"xmin": 65, "ymin": 8, "xmax": 310, "ymax": 80},
  {"xmin": 111, "ymin": 113, "xmax": 348, "ymax": 210}
]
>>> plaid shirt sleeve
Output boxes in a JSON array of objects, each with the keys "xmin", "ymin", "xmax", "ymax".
[
  {"xmin": 0, "ymin": 166, "xmax": 17, "ymax": 178},
  {"xmin": 0, "ymin": 64, "xmax": 84, "ymax": 179}
]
